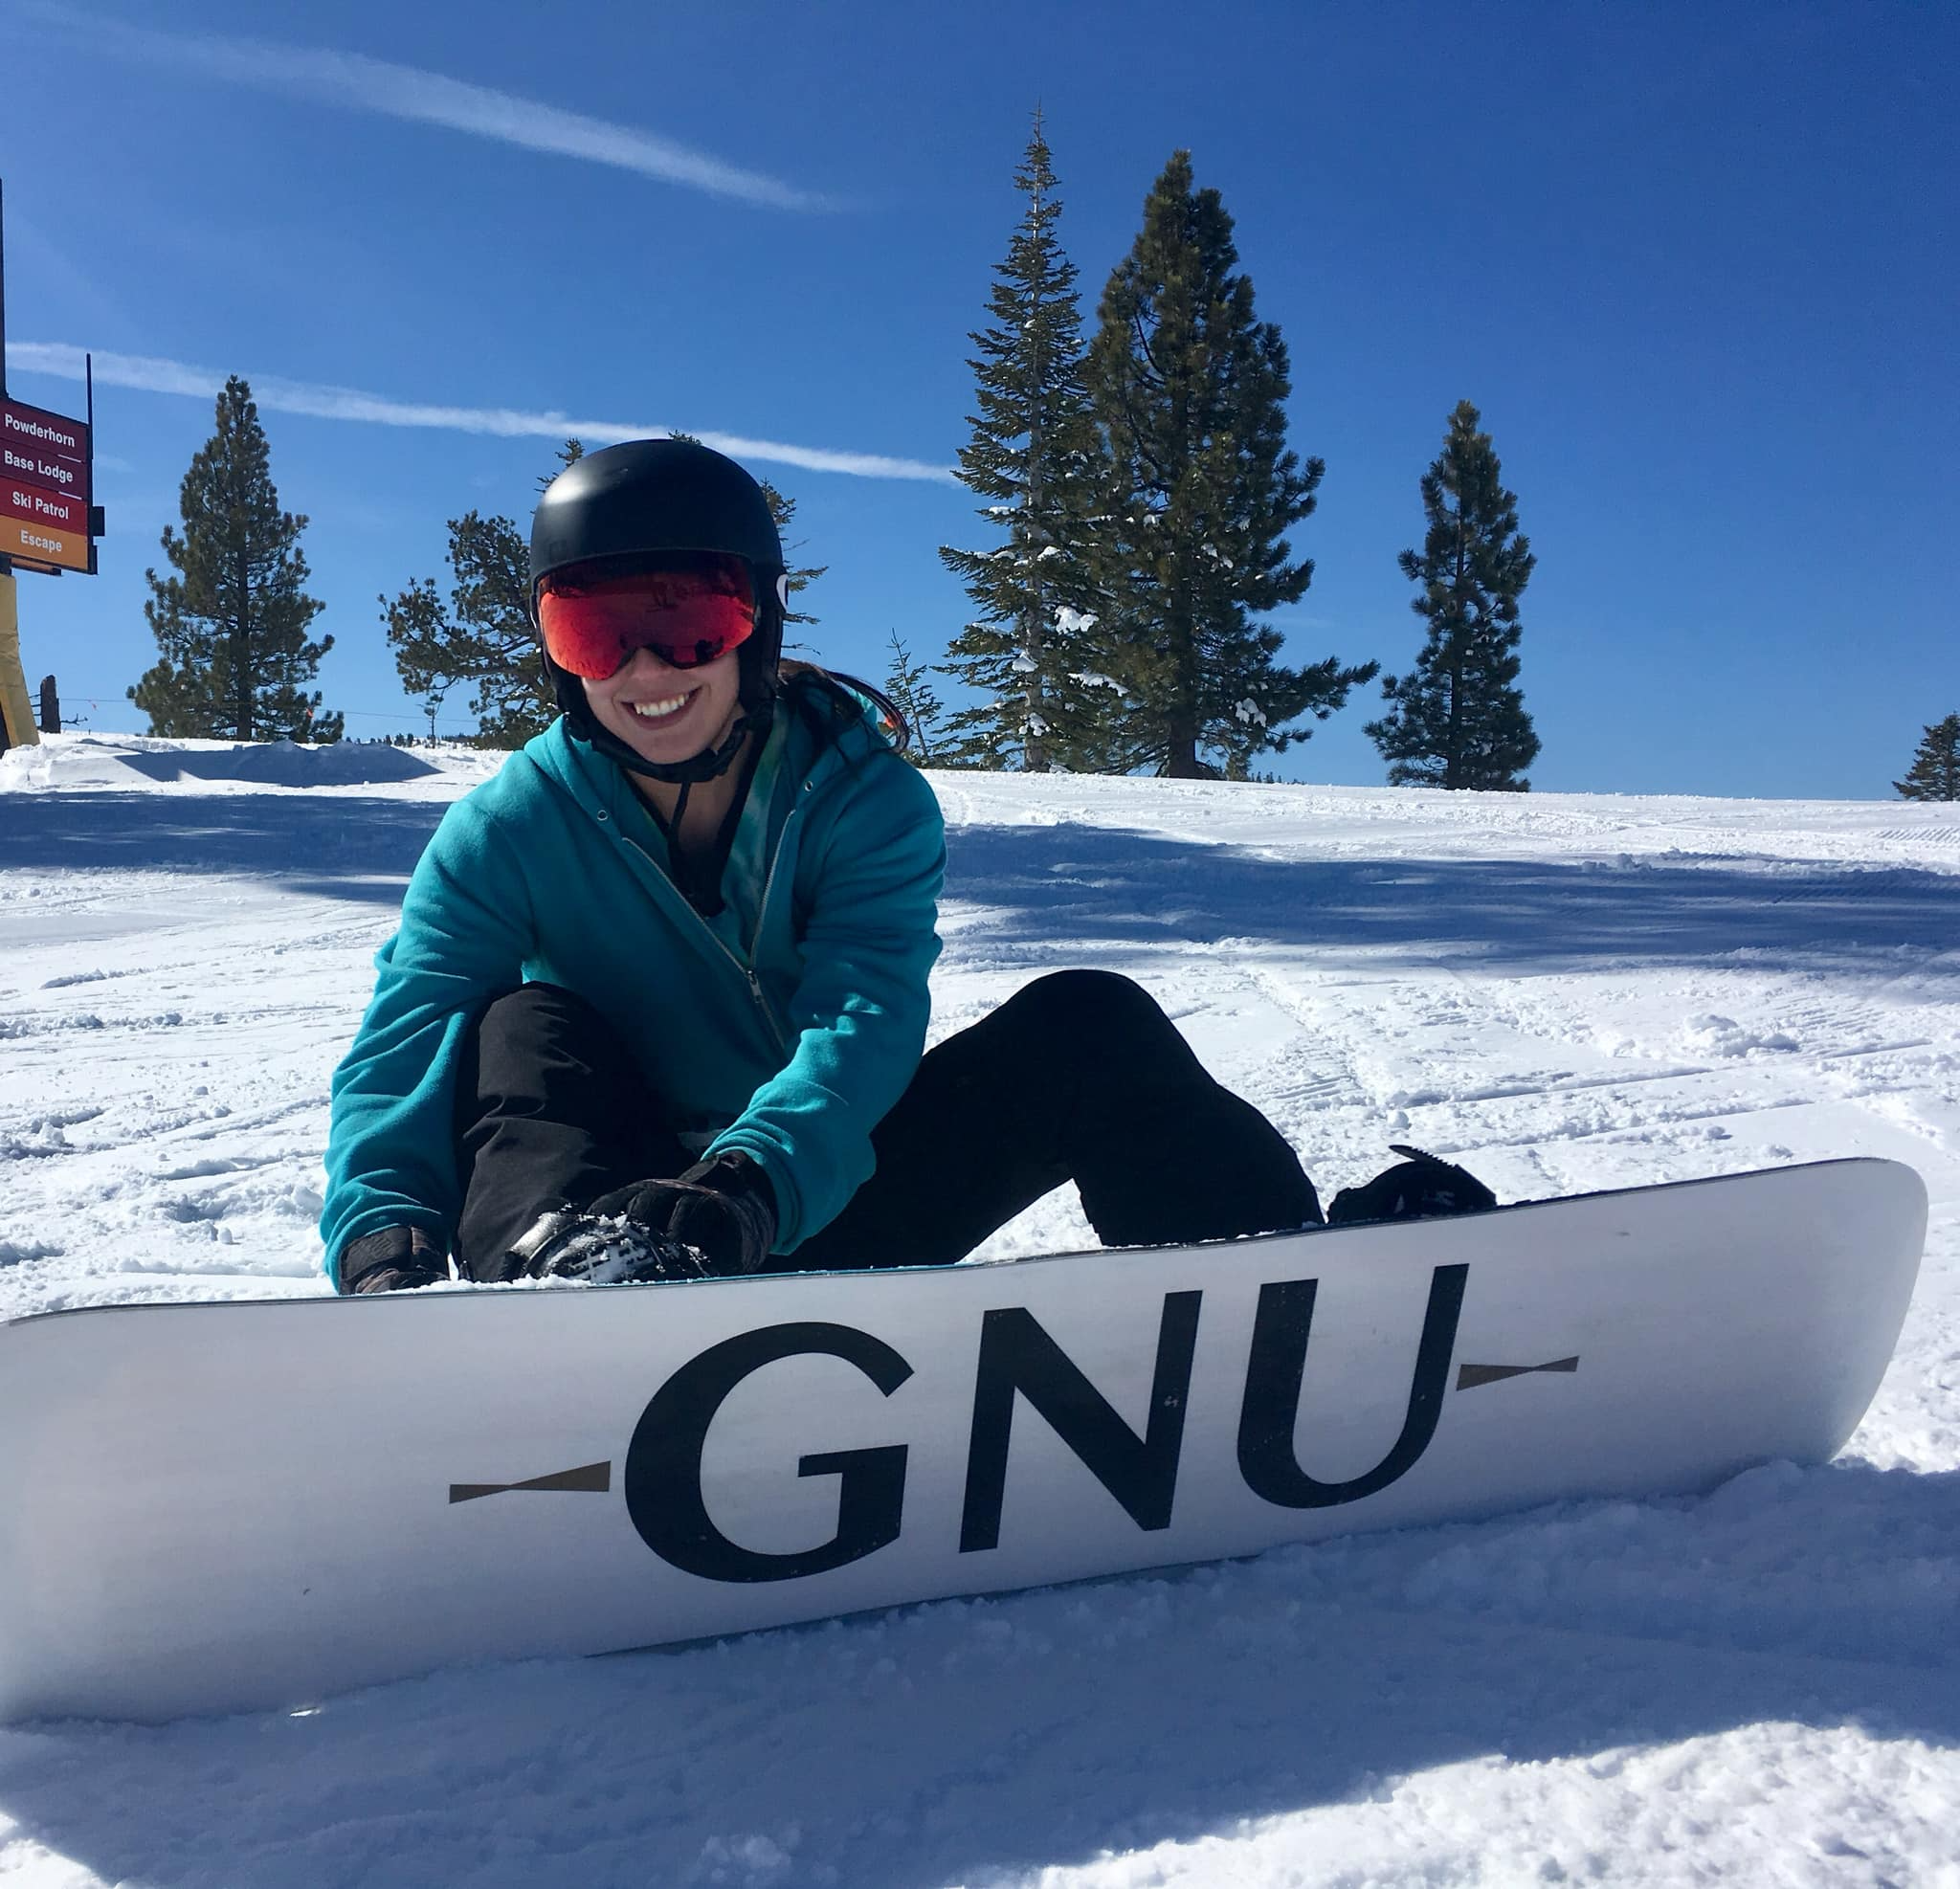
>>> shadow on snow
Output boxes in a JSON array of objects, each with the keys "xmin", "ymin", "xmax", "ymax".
[
  {"xmin": 100, "ymin": 744, "xmax": 447, "ymax": 789},
  {"xmin": 0, "ymin": 1460, "xmax": 1953, "ymax": 1887},
  {"xmin": 944, "ymin": 821, "xmax": 1960, "ymax": 979},
  {"xmin": 1, "ymin": 791, "xmax": 446, "ymax": 906},
  {"xmin": 8, "ymin": 807, "xmax": 1955, "ymax": 980}
]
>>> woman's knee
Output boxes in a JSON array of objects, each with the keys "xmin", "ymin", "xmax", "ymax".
[
  {"xmin": 465, "ymin": 983, "xmax": 630, "ymax": 1097},
  {"xmin": 1002, "ymin": 968, "xmax": 1169, "ymax": 1040},
  {"xmin": 475, "ymin": 982, "xmax": 607, "ymax": 1048}
]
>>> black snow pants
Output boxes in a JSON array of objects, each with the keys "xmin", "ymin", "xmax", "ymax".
[{"xmin": 451, "ymin": 968, "xmax": 1321, "ymax": 1281}]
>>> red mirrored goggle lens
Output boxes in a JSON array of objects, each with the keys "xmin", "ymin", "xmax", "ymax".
[{"xmin": 537, "ymin": 569, "xmax": 756, "ymax": 679}]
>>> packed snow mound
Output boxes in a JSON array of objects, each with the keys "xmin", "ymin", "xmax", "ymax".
[{"xmin": 0, "ymin": 729, "xmax": 503, "ymax": 795}]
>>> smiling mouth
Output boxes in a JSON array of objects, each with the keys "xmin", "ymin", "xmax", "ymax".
[{"xmin": 629, "ymin": 691, "xmax": 695, "ymax": 723}]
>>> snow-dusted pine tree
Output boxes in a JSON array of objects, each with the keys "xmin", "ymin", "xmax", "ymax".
[
  {"xmin": 938, "ymin": 112, "xmax": 1112, "ymax": 770},
  {"xmin": 131, "ymin": 376, "xmax": 342, "ymax": 742},
  {"xmin": 1087, "ymin": 151, "xmax": 1374, "ymax": 779},
  {"xmin": 1895, "ymin": 713, "xmax": 1960, "ymax": 800},
  {"xmin": 1367, "ymin": 400, "xmax": 1540, "ymax": 791}
]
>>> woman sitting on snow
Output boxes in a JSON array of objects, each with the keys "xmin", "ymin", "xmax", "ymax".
[{"xmin": 321, "ymin": 440, "xmax": 1482, "ymax": 1295}]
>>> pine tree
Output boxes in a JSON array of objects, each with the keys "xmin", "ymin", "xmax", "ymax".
[
  {"xmin": 1367, "ymin": 401, "xmax": 1539, "ymax": 791},
  {"xmin": 382, "ymin": 442, "xmax": 582, "ymax": 749},
  {"xmin": 130, "ymin": 376, "xmax": 341, "ymax": 742},
  {"xmin": 882, "ymin": 631, "xmax": 947, "ymax": 766},
  {"xmin": 1895, "ymin": 713, "xmax": 1960, "ymax": 800},
  {"xmin": 939, "ymin": 111, "xmax": 1112, "ymax": 771},
  {"xmin": 1086, "ymin": 150, "xmax": 1374, "ymax": 779},
  {"xmin": 384, "ymin": 507, "xmax": 555, "ymax": 749}
]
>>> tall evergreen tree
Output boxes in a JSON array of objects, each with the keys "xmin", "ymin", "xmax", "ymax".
[
  {"xmin": 1087, "ymin": 150, "xmax": 1374, "ymax": 779},
  {"xmin": 131, "ymin": 376, "xmax": 341, "ymax": 741},
  {"xmin": 939, "ymin": 111, "xmax": 1111, "ymax": 770},
  {"xmin": 1368, "ymin": 401, "xmax": 1539, "ymax": 791},
  {"xmin": 1895, "ymin": 712, "xmax": 1960, "ymax": 800}
]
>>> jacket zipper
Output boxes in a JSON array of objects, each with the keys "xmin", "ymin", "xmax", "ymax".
[{"xmin": 621, "ymin": 815, "xmax": 798, "ymax": 1056}]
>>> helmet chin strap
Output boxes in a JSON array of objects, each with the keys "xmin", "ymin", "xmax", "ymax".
[
  {"xmin": 611, "ymin": 700, "xmax": 763, "ymax": 787},
  {"xmin": 546, "ymin": 651, "xmax": 777, "ymax": 797}
]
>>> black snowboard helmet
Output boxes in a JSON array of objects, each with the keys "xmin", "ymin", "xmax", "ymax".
[{"xmin": 529, "ymin": 438, "xmax": 789, "ymax": 785}]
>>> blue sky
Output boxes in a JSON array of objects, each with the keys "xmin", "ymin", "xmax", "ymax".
[{"xmin": 3, "ymin": 0, "xmax": 1952, "ymax": 798}]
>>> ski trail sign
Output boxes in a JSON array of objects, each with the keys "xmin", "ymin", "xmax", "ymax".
[{"xmin": 0, "ymin": 1158, "xmax": 1926, "ymax": 1722}]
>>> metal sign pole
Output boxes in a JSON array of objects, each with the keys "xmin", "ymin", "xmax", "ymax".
[
  {"xmin": 0, "ymin": 233, "xmax": 99, "ymax": 579},
  {"xmin": 0, "ymin": 178, "xmax": 42, "ymax": 748},
  {"xmin": 0, "ymin": 178, "xmax": 20, "ymax": 753},
  {"xmin": 1, "ymin": 173, "xmax": 10, "ymax": 404},
  {"xmin": 86, "ymin": 351, "xmax": 97, "ymax": 573},
  {"xmin": 2, "ymin": 172, "xmax": 12, "ymax": 578}
]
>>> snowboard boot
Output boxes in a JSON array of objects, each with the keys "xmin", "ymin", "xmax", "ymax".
[
  {"xmin": 505, "ymin": 1207, "xmax": 713, "ymax": 1285},
  {"xmin": 1325, "ymin": 1145, "xmax": 1498, "ymax": 1228}
]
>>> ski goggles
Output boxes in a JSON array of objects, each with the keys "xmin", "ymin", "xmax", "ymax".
[{"xmin": 536, "ymin": 564, "xmax": 756, "ymax": 678}]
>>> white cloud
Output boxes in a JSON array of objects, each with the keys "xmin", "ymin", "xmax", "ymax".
[
  {"xmin": 11, "ymin": 343, "xmax": 957, "ymax": 484},
  {"xmin": 10, "ymin": 2, "xmax": 830, "ymax": 211}
]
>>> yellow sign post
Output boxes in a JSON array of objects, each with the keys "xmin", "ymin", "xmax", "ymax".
[{"xmin": 0, "ymin": 568, "xmax": 37, "ymax": 748}]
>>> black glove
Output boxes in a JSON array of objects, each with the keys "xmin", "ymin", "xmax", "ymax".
[
  {"xmin": 585, "ymin": 1151, "xmax": 779, "ymax": 1278},
  {"xmin": 340, "ymin": 1225, "xmax": 448, "ymax": 1295},
  {"xmin": 509, "ymin": 1151, "xmax": 779, "ymax": 1284},
  {"xmin": 1325, "ymin": 1145, "xmax": 1498, "ymax": 1228}
]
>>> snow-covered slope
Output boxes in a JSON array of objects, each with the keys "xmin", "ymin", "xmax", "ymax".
[{"xmin": 2, "ymin": 731, "xmax": 1955, "ymax": 1887}]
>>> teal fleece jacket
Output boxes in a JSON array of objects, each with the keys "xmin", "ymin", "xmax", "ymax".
[{"xmin": 319, "ymin": 695, "xmax": 946, "ymax": 1289}]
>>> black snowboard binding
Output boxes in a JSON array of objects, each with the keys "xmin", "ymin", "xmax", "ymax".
[
  {"xmin": 505, "ymin": 1209, "xmax": 713, "ymax": 1285},
  {"xmin": 1325, "ymin": 1145, "xmax": 1498, "ymax": 1228}
]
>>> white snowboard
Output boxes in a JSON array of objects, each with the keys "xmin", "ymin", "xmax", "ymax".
[{"xmin": 0, "ymin": 1158, "xmax": 1927, "ymax": 1723}]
